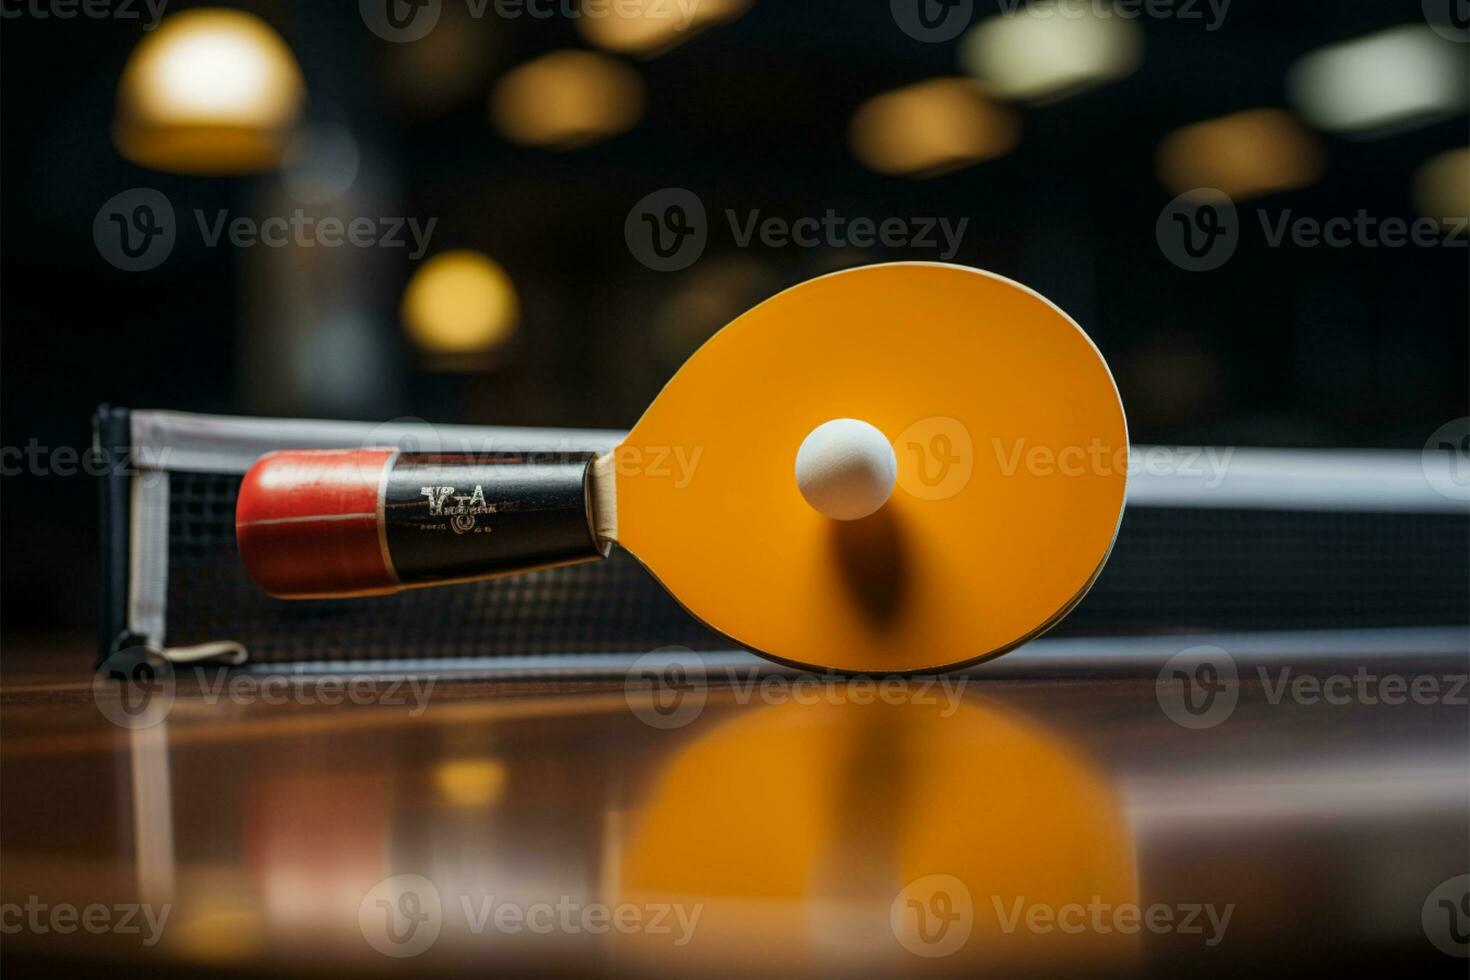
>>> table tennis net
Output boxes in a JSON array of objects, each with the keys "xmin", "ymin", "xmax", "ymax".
[{"xmin": 97, "ymin": 408, "xmax": 1470, "ymax": 666}]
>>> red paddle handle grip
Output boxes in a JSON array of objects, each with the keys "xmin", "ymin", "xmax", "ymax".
[{"xmin": 236, "ymin": 450, "xmax": 606, "ymax": 599}]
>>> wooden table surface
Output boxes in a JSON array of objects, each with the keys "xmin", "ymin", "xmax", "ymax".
[{"xmin": 2, "ymin": 636, "xmax": 1467, "ymax": 978}]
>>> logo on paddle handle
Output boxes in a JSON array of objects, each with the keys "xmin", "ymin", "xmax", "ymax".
[{"xmin": 421, "ymin": 485, "xmax": 496, "ymax": 534}]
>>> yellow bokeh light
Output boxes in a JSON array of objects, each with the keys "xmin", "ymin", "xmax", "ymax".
[
  {"xmin": 577, "ymin": 0, "xmax": 751, "ymax": 57},
  {"xmin": 433, "ymin": 758, "xmax": 508, "ymax": 808},
  {"xmin": 401, "ymin": 251, "xmax": 519, "ymax": 356},
  {"xmin": 490, "ymin": 50, "xmax": 645, "ymax": 149},
  {"xmin": 849, "ymin": 78, "xmax": 1019, "ymax": 178},
  {"xmin": 114, "ymin": 8, "xmax": 305, "ymax": 174},
  {"xmin": 1156, "ymin": 108, "xmax": 1324, "ymax": 201},
  {"xmin": 1413, "ymin": 147, "xmax": 1470, "ymax": 227}
]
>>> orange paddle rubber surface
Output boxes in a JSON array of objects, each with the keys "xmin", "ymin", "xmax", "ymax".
[{"xmin": 610, "ymin": 262, "xmax": 1127, "ymax": 673}]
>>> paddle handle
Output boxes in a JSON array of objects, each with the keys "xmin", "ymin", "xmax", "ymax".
[{"xmin": 235, "ymin": 450, "xmax": 608, "ymax": 598}]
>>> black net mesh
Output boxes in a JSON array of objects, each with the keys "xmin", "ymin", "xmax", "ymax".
[{"xmin": 162, "ymin": 470, "xmax": 1470, "ymax": 663}]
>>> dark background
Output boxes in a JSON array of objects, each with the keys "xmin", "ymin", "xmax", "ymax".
[{"xmin": 2, "ymin": 1, "xmax": 1466, "ymax": 638}]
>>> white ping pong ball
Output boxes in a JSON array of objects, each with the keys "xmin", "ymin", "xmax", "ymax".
[{"xmin": 794, "ymin": 418, "xmax": 898, "ymax": 521}]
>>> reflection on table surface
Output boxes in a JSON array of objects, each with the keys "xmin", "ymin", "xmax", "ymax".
[{"xmin": 2, "ymin": 639, "xmax": 1467, "ymax": 978}]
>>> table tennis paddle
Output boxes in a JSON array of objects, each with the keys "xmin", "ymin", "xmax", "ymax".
[{"xmin": 236, "ymin": 262, "xmax": 1127, "ymax": 673}]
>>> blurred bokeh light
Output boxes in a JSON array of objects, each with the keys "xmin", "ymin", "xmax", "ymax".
[
  {"xmin": 1156, "ymin": 108, "xmax": 1324, "ymax": 201},
  {"xmin": 577, "ymin": 0, "xmax": 751, "ymax": 57},
  {"xmin": 401, "ymin": 250, "xmax": 519, "ymax": 359},
  {"xmin": 490, "ymin": 50, "xmax": 645, "ymax": 149},
  {"xmin": 281, "ymin": 124, "xmax": 361, "ymax": 205},
  {"xmin": 113, "ymin": 8, "xmax": 305, "ymax": 174},
  {"xmin": 959, "ymin": 4, "xmax": 1142, "ymax": 103},
  {"xmin": 434, "ymin": 758, "xmax": 508, "ymax": 808},
  {"xmin": 849, "ymin": 78, "xmax": 1019, "ymax": 177},
  {"xmin": 1287, "ymin": 25, "xmax": 1469, "ymax": 136},
  {"xmin": 382, "ymin": 4, "xmax": 503, "ymax": 116},
  {"xmin": 1413, "ymin": 147, "xmax": 1470, "ymax": 227}
]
